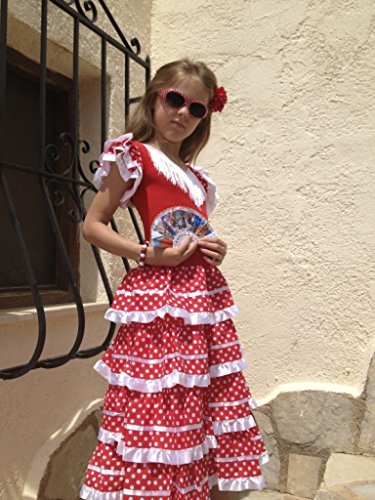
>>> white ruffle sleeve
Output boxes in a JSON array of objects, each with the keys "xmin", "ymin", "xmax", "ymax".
[
  {"xmin": 93, "ymin": 132, "xmax": 143, "ymax": 208},
  {"xmin": 190, "ymin": 165, "xmax": 219, "ymax": 215}
]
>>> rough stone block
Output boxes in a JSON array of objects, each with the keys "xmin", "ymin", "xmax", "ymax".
[
  {"xmin": 272, "ymin": 391, "xmax": 359, "ymax": 452},
  {"xmin": 315, "ymin": 453, "xmax": 375, "ymax": 500},
  {"xmin": 358, "ymin": 354, "xmax": 375, "ymax": 454},
  {"xmin": 254, "ymin": 410, "xmax": 281, "ymax": 490},
  {"xmin": 287, "ymin": 453, "xmax": 322, "ymax": 497},
  {"xmin": 323, "ymin": 453, "xmax": 375, "ymax": 487}
]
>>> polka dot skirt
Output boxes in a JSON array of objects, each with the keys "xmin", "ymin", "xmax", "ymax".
[{"xmin": 80, "ymin": 264, "xmax": 269, "ymax": 499}]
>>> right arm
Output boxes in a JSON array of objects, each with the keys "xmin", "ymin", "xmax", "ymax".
[{"xmin": 83, "ymin": 163, "xmax": 198, "ymax": 266}]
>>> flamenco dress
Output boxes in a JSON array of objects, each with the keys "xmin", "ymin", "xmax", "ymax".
[{"xmin": 80, "ymin": 133, "xmax": 269, "ymax": 499}]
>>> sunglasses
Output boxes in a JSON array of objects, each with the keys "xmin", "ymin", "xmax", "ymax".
[{"xmin": 158, "ymin": 88, "xmax": 208, "ymax": 119}]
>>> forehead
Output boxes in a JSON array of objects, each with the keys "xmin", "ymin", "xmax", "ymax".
[{"xmin": 170, "ymin": 74, "xmax": 210, "ymax": 103}]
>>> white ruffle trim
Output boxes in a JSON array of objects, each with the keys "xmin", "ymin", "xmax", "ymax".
[
  {"xmin": 80, "ymin": 484, "xmax": 170, "ymax": 499},
  {"xmin": 99, "ymin": 416, "xmax": 260, "ymax": 441},
  {"xmin": 117, "ymin": 439, "xmax": 211, "ymax": 465},
  {"xmin": 94, "ymin": 360, "xmax": 210, "ymax": 392},
  {"xmin": 143, "ymin": 144, "xmax": 207, "ymax": 209},
  {"xmin": 211, "ymin": 474, "xmax": 265, "ymax": 491},
  {"xmin": 80, "ymin": 486, "xmax": 123, "ymax": 499},
  {"xmin": 209, "ymin": 396, "xmax": 257, "ymax": 409},
  {"xmin": 81, "ymin": 474, "xmax": 213, "ymax": 498},
  {"xmin": 210, "ymin": 358, "xmax": 247, "ymax": 377},
  {"xmin": 95, "ymin": 358, "xmax": 250, "ymax": 392},
  {"xmin": 215, "ymin": 451, "xmax": 269, "ymax": 464},
  {"xmin": 98, "ymin": 431, "xmax": 212, "ymax": 465},
  {"xmin": 99, "ymin": 414, "xmax": 258, "ymax": 440},
  {"xmin": 104, "ymin": 304, "xmax": 240, "ymax": 325},
  {"xmin": 98, "ymin": 427, "xmax": 217, "ymax": 461},
  {"xmin": 115, "ymin": 284, "xmax": 229, "ymax": 298},
  {"xmin": 212, "ymin": 414, "xmax": 257, "ymax": 435},
  {"xmin": 190, "ymin": 164, "xmax": 219, "ymax": 215},
  {"xmin": 93, "ymin": 133, "xmax": 143, "ymax": 208},
  {"xmin": 99, "ymin": 422, "xmax": 203, "ymax": 434},
  {"xmin": 112, "ymin": 351, "xmax": 208, "ymax": 363},
  {"xmin": 80, "ymin": 472, "xmax": 265, "ymax": 499}
]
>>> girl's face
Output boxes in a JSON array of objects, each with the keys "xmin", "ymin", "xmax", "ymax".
[{"xmin": 152, "ymin": 74, "xmax": 210, "ymax": 148}]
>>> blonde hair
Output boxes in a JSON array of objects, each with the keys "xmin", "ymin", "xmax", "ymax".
[{"xmin": 125, "ymin": 59, "xmax": 218, "ymax": 164}]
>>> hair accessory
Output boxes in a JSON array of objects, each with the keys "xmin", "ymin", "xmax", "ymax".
[
  {"xmin": 138, "ymin": 240, "xmax": 150, "ymax": 266},
  {"xmin": 209, "ymin": 86, "xmax": 227, "ymax": 113}
]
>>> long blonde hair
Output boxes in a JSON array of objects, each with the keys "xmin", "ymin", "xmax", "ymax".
[{"xmin": 125, "ymin": 59, "xmax": 218, "ymax": 164}]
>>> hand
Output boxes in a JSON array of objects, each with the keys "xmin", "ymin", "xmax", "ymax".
[
  {"xmin": 146, "ymin": 236, "xmax": 198, "ymax": 267},
  {"xmin": 197, "ymin": 236, "xmax": 227, "ymax": 266}
]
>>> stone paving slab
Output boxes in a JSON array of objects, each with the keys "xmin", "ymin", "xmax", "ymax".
[
  {"xmin": 314, "ymin": 452, "xmax": 375, "ymax": 499},
  {"xmin": 315, "ymin": 482, "xmax": 375, "ymax": 499},
  {"xmin": 287, "ymin": 453, "xmax": 322, "ymax": 497},
  {"xmin": 324, "ymin": 453, "xmax": 375, "ymax": 487},
  {"xmin": 233, "ymin": 490, "xmax": 307, "ymax": 499}
]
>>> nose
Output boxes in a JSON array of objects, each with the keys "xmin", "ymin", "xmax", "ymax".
[{"xmin": 177, "ymin": 105, "xmax": 190, "ymax": 118}]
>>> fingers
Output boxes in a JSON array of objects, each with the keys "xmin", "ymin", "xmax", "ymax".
[
  {"xmin": 199, "ymin": 236, "xmax": 225, "ymax": 245},
  {"xmin": 201, "ymin": 250, "xmax": 223, "ymax": 266},
  {"xmin": 175, "ymin": 235, "xmax": 198, "ymax": 261},
  {"xmin": 198, "ymin": 237, "xmax": 227, "ymax": 252},
  {"xmin": 198, "ymin": 236, "xmax": 227, "ymax": 265},
  {"xmin": 199, "ymin": 245, "xmax": 225, "ymax": 266},
  {"xmin": 177, "ymin": 234, "xmax": 194, "ymax": 253}
]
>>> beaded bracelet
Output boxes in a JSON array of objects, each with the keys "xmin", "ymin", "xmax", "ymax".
[{"xmin": 138, "ymin": 240, "xmax": 150, "ymax": 267}]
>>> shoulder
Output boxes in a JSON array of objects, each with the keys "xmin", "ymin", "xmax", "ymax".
[
  {"xmin": 189, "ymin": 164, "xmax": 219, "ymax": 215},
  {"xmin": 101, "ymin": 132, "xmax": 142, "ymax": 162},
  {"xmin": 93, "ymin": 132, "xmax": 144, "ymax": 207},
  {"xmin": 189, "ymin": 164, "xmax": 209, "ymax": 190}
]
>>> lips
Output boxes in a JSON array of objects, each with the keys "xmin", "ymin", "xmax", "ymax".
[{"xmin": 171, "ymin": 120, "xmax": 186, "ymax": 129}]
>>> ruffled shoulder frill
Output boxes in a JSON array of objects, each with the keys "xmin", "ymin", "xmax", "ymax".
[
  {"xmin": 190, "ymin": 164, "xmax": 219, "ymax": 215},
  {"xmin": 93, "ymin": 132, "xmax": 143, "ymax": 208}
]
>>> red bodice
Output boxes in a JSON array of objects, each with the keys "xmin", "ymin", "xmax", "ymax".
[{"xmin": 131, "ymin": 142, "xmax": 209, "ymax": 266}]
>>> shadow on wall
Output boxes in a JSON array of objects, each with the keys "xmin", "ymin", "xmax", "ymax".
[{"xmin": 37, "ymin": 411, "xmax": 100, "ymax": 500}]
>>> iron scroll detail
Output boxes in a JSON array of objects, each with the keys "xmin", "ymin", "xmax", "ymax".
[
  {"xmin": 0, "ymin": 0, "xmax": 150, "ymax": 379},
  {"xmin": 62, "ymin": 0, "xmax": 142, "ymax": 55}
]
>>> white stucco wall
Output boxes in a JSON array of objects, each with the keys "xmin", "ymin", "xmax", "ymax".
[
  {"xmin": 150, "ymin": 0, "xmax": 375, "ymax": 404},
  {"xmin": 1, "ymin": 1, "xmax": 374, "ymax": 498},
  {"xmin": 0, "ymin": 306, "xmax": 108, "ymax": 500}
]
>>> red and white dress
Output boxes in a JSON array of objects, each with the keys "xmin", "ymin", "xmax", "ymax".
[{"xmin": 80, "ymin": 133, "xmax": 269, "ymax": 499}]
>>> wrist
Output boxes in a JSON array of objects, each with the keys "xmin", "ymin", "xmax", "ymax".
[
  {"xmin": 144, "ymin": 245, "xmax": 153, "ymax": 265},
  {"xmin": 137, "ymin": 240, "xmax": 150, "ymax": 266}
]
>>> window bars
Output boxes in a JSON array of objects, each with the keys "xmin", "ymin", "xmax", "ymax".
[{"xmin": 0, "ymin": 0, "xmax": 150, "ymax": 379}]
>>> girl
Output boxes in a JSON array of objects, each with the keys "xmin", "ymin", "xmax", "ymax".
[{"xmin": 80, "ymin": 59, "xmax": 268, "ymax": 500}]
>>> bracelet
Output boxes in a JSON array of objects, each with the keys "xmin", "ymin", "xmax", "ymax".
[{"xmin": 138, "ymin": 240, "xmax": 150, "ymax": 267}]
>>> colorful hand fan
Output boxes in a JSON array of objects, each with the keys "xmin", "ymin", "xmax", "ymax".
[{"xmin": 150, "ymin": 207, "xmax": 216, "ymax": 248}]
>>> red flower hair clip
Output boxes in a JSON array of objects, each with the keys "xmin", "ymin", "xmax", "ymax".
[{"xmin": 209, "ymin": 86, "xmax": 228, "ymax": 113}]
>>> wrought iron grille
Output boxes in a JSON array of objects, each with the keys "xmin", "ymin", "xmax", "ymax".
[{"xmin": 0, "ymin": 0, "xmax": 150, "ymax": 379}]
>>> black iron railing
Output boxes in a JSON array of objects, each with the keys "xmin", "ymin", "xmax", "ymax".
[{"xmin": 0, "ymin": 0, "xmax": 150, "ymax": 379}]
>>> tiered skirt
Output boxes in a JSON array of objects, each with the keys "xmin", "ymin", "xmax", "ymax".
[{"xmin": 80, "ymin": 264, "xmax": 269, "ymax": 499}]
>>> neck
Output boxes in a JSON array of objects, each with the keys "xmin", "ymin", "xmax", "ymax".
[{"xmin": 147, "ymin": 138, "xmax": 187, "ymax": 169}]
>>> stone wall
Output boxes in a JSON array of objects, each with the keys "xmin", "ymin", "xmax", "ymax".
[{"xmin": 230, "ymin": 351, "xmax": 375, "ymax": 499}]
